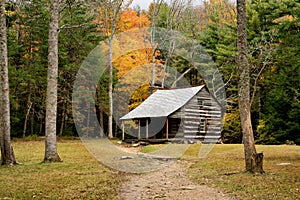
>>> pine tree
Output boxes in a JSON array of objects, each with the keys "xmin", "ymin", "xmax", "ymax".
[{"xmin": 256, "ymin": 0, "xmax": 300, "ymax": 144}]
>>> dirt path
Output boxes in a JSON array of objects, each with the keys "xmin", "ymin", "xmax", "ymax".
[{"xmin": 119, "ymin": 159, "xmax": 234, "ymax": 200}]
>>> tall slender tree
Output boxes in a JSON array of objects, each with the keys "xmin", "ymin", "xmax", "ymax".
[
  {"xmin": 108, "ymin": 1, "xmax": 118, "ymax": 139},
  {"xmin": 237, "ymin": 0, "xmax": 263, "ymax": 173},
  {"xmin": 148, "ymin": 0, "xmax": 163, "ymax": 87},
  {"xmin": 0, "ymin": 1, "xmax": 17, "ymax": 165},
  {"xmin": 44, "ymin": 0, "xmax": 61, "ymax": 162},
  {"xmin": 97, "ymin": 0, "xmax": 132, "ymax": 138}
]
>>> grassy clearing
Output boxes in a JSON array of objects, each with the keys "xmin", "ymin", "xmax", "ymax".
[
  {"xmin": 184, "ymin": 144, "xmax": 300, "ymax": 200},
  {"xmin": 2, "ymin": 141, "xmax": 299, "ymax": 200},
  {"xmin": 0, "ymin": 140, "xmax": 122, "ymax": 200},
  {"xmin": 139, "ymin": 143, "xmax": 299, "ymax": 199},
  {"xmin": 139, "ymin": 144, "xmax": 166, "ymax": 153}
]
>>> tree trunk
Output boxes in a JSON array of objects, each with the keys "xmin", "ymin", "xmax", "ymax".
[
  {"xmin": 108, "ymin": 36, "xmax": 114, "ymax": 139},
  {"xmin": 39, "ymin": 120, "xmax": 43, "ymax": 135},
  {"xmin": 107, "ymin": 2, "xmax": 121, "ymax": 139},
  {"xmin": 237, "ymin": 0, "xmax": 263, "ymax": 173},
  {"xmin": 99, "ymin": 110, "xmax": 104, "ymax": 138},
  {"xmin": 23, "ymin": 98, "xmax": 32, "ymax": 138},
  {"xmin": 30, "ymin": 90, "xmax": 36, "ymax": 135},
  {"xmin": 59, "ymin": 99, "xmax": 66, "ymax": 136},
  {"xmin": 44, "ymin": 0, "xmax": 61, "ymax": 162},
  {"xmin": 150, "ymin": 10, "xmax": 157, "ymax": 87},
  {"xmin": 0, "ymin": 2, "xmax": 17, "ymax": 165},
  {"xmin": 149, "ymin": 0, "xmax": 163, "ymax": 86},
  {"xmin": 100, "ymin": 1, "xmax": 132, "ymax": 139},
  {"xmin": 86, "ymin": 101, "xmax": 91, "ymax": 137}
]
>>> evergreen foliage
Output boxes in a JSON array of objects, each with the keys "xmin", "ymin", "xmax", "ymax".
[
  {"xmin": 249, "ymin": 0, "xmax": 300, "ymax": 144},
  {"xmin": 1, "ymin": 0, "xmax": 299, "ymax": 144}
]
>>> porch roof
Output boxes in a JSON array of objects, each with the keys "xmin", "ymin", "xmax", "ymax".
[{"xmin": 120, "ymin": 85, "xmax": 205, "ymax": 120}]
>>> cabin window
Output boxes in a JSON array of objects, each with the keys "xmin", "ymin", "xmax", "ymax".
[
  {"xmin": 198, "ymin": 119, "xmax": 206, "ymax": 133},
  {"xmin": 197, "ymin": 99, "xmax": 203, "ymax": 106}
]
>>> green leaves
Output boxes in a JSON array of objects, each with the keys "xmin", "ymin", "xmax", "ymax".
[{"xmin": 255, "ymin": 0, "xmax": 300, "ymax": 144}]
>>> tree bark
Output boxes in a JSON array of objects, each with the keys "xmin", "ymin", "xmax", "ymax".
[
  {"xmin": 59, "ymin": 99, "xmax": 67, "ymax": 136},
  {"xmin": 30, "ymin": 90, "xmax": 36, "ymax": 135},
  {"xmin": 0, "ymin": 2, "xmax": 17, "ymax": 166},
  {"xmin": 237, "ymin": 0, "xmax": 263, "ymax": 173},
  {"xmin": 107, "ymin": 1, "xmax": 123, "ymax": 139},
  {"xmin": 99, "ymin": 0, "xmax": 132, "ymax": 138},
  {"xmin": 23, "ymin": 100, "xmax": 32, "ymax": 138},
  {"xmin": 99, "ymin": 110, "xmax": 104, "ymax": 138},
  {"xmin": 108, "ymin": 35, "xmax": 114, "ymax": 139},
  {"xmin": 44, "ymin": 0, "xmax": 61, "ymax": 162},
  {"xmin": 150, "ymin": 1, "xmax": 163, "ymax": 86}
]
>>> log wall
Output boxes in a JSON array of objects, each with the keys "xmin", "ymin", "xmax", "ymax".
[{"xmin": 169, "ymin": 88, "xmax": 222, "ymax": 142}]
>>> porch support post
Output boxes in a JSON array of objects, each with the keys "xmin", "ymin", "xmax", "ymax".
[
  {"xmin": 138, "ymin": 120, "xmax": 141, "ymax": 140},
  {"xmin": 166, "ymin": 118, "xmax": 169, "ymax": 140},
  {"xmin": 146, "ymin": 118, "xmax": 149, "ymax": 139},
  {"xmin": 122, "ymin": 121, "xmax": 125, "ymax": 141}
]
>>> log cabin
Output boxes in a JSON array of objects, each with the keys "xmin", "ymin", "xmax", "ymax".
[{"xmin": 119, "ymin": 85, "xmax": 223, "ymax": 143}]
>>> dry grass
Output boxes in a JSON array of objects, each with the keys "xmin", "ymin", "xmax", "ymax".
[
  {"xmin": 2, "ymin": 141, "xmax": 299, "ymax": 200},
  {"xmin": 185, "ymin": 144, "xmax": 300, "ymax": 200},
  {"xmin": 139, "ymin": 144, "xmax": 166, "ymax": 153},
  {"xmin": 0, "ymin": 140, "xmax": 122, "ymax": 200}
]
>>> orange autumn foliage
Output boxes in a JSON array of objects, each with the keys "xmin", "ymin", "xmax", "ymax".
[
  {"xmin": 94, "ymin": 8, "xmax": 150, "ymax": 35},
  {"xmin": 118, "ymin": 8, "xmax": 151, "ymax": 31},
  {"xmin": 113, "ymin": 47, "xmax": 164, "ymax": 80},
  {"xmin": 113, "ymin": 48, "xmax": 150, "ymax": 79}
]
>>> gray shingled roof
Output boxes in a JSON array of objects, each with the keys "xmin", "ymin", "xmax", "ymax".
[{"xmin": 120, "ymin": 85, "xmax": 205, "ymax": 120}]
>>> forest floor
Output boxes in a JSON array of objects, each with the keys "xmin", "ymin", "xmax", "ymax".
[
  {"xmin": 0, "ymin": 140, "xmax": 299, "ymax": 199},
  {"xmin": 117, "ymin": 143, "xmax": 300, "ymax": 200},
  {"xmin": 0, "ymin": 140, "xmax": 122, "ymax": 199},
  {"xmin": 116, "ymin": 143, "xmax": 234, "ymax": 200},
  {"xmin": 119, "ymin": 159, "xmax": 234, "ymax": 200}
]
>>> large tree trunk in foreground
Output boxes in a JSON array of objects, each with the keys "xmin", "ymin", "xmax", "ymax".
[
  {"xmin": 44, "ymin": 0, "xmax": 61, "ymax": 162},
  {"xmin": 237, "ymin": 0, "xmax": 263, "ymax": 173},
  {"xmin": 0, "ymin": 2, "xmax": 17, "ymax": 166}
]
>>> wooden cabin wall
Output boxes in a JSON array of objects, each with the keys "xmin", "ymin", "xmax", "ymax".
[{"xmin": 170, "ymin": 88, "xmax": 222, "ymax": 141}]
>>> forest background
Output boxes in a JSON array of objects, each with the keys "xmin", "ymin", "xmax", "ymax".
[{"xmin": 3, "ymin": 0, "xmax": 300, "ymax": 145}]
